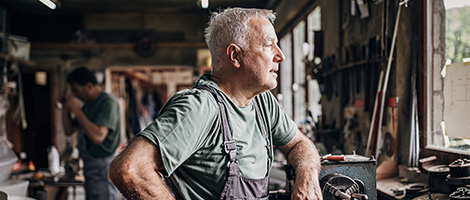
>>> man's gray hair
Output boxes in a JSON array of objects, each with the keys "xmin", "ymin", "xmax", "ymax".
[{"xmin": 204, "ymin": 7, "xmax": 276, "ymax": 66}]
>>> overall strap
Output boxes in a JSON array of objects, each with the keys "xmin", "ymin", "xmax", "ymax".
[
  {"xmin": 196, "ymin": 86, "xmax": 238, "ymax": 177},
  {"xmin": 253, "ymin": 97, "xmax": 272, "ymax": 175}
]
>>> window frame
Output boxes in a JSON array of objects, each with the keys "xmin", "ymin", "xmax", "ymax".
[
  {"xmin": 278, "ymin": 3, "xmax": 322, "ymax": 124},
  {"xmin": 420, "ymin": 0, "xmax": 469, "ymax": 162}
]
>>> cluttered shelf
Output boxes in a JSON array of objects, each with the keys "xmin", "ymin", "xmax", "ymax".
[
  {"xmin": 6, "ymin": 161, "xmax": 85, "ymax": 200},
  {"xmin": 377, "ymin": 161, "xmax": 470, "ymax": 200},
  {"xmin": 377, "ymin": 177, "xmax": 452, "ymax": 200},
  {"xmin": 321, "ymin": 58, "xmax": 386, "ymax": 77}
]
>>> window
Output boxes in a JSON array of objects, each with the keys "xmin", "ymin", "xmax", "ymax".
[
  {"xmin": 280, "ymin": 33, "xmax": 293, "ymax": 118},
  {"xmin": 427, "ymin": 0, "xmax": 470, "ymax": 154},
  {"xmin": 307, "ymin": 7, "xmax": 322, "ymax": 123},
  {"xmin": 307, "ymin": 7, "xmax": 321, "ymax": 61},
  {"xmin": 293, "ymin": 21, "xmax": 307, "ymax": 124},
  {"xmin": 279, "ymin": 6, "xmax": 322, "ymax": 124}
]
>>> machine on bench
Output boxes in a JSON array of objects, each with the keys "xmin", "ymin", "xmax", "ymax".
[{"xmin": 270, "ymin": 154, "xmax": 377, "ymax": 200}]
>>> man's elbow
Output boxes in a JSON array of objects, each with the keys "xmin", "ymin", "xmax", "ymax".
[
  {"xmin": 109, "ymin": 157, "xmax": 127, "ymax": 186},
  {"xmin": 109, "ymin": 153, "xmax": 168, "ymax": 199},
  {"xmin": 91, "ymin": 137, "xmax": 106, "ymax": 145},
  {"xmin": 109, "ymin": 155, "xmax": 139, "ymax": 189},
  {"xmin": 93, "ymin": 126, "xmax": 109, "ymax": 145}
]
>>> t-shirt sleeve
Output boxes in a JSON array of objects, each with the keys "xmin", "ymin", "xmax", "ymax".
[
  {"xmin": 261, "ymin": 92, "xmax": 297, "ymax": 146},
  {"xmin": 94, "ymin": 98, "xmax": 120, "ymax": 132},
  {"xmin": 137, "ymin": 90, "xmax": 218, "ymax": 176}
]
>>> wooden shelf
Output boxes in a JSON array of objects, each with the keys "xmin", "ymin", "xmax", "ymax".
[
  {"xmin": 322, "ymin": 58, "xmax": 386, "ymax": 77},
  {"xmin": 31, "ymin": 42, "xmax": 207, "ymax": 50},
  {"xmin": 0, "ymin": 53, "xmax": 36, "ymax": 67}
]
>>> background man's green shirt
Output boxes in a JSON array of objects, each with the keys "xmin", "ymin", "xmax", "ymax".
[
  {"xmin": 81, "ymin": 92, "xmax": 121, "ymax": 157},
  {"xmin": 138, "ymin": 74, "xmax": 297, "ymax": 199}
]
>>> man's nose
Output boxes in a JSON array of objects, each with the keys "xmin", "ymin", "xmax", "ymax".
[{"xmin": 273, "ymin": 44, "xmax": 285, "ymax": 63}]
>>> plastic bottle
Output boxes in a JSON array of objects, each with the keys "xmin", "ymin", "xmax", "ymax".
[{"xmin": 48, "ymin": 145, "xmax": 60, "ymax": 175}]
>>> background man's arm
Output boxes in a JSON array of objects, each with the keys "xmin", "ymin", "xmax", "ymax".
[
  {"xmin": 64, "ymin": 96, "xmax": 107, "ymax": 144},
  {"xmin": 109, "ymin": 136, "xmax": 176, "ymax": 200},
  {"xmin": 62, "ymin": 106, "xmax": 77, "ymax": 136},
  {"xmin": 278, "ymin": 129, "xmax": 323, "ymax": 200}
]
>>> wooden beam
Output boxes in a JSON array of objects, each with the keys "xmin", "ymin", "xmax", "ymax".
[
  {"xmin": 108, "ymin": 65, "xmax": 194, "ymax": 72},
  {"xmin": 31, "ymin": 42, "xmax": 207, "ymax": 50},
  {"xmin": 122, "ymin": 70, "xmax": 152, "ymax": 83}
]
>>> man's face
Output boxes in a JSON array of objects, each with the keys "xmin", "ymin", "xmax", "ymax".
[
  {"xmin": 240, "ymin": 17, "xmax": 285, "ymax": 91},
  {"xmin": 70, "ymin": 83, "xmax": 89, "ymax": 101}
]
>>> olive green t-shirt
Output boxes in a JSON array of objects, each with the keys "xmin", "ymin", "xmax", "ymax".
[
  {"xmin": 138, "ymin": 74, "xmax": 297, "ymax": 199},
  {"xmin": 81, "ymin": 92, "xmax": 121, "ymax": 157}
]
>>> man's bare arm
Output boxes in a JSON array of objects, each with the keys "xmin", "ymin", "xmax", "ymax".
[
  {"xmin": 62, "ymin": 107, "xmax": 76, "ymax": 136},
  {"xmin": 64, "ymin": 96, "xmax": 108, "ymax": 145},
  {"xmin": 109, "ymin": 136, "xmax": 175, "ymax": 200},
  {"xmin": 72, "ymin": 107, "xmax": 108, "ymax": 144},
  {"xmin": 278, "ymin": 130, "xmax": 323, "ymax": 200}
]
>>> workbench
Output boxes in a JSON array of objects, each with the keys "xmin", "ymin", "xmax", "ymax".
[
  {"xmin": 44, "ymin": 178, "xmax": 84, "ymax": 200},
  {"xmin": 29, "ymin": 176, "xmax": 84, "ymax": 200}
]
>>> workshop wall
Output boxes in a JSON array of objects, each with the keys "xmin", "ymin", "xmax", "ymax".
[
  {"xmin": 317, "ymin": 0, "xmax": 394, "ymax": 153},
  {"xmin": 274, "ymin": 0, "xmax": 312, "ymax": 33},
  {"xmin": 314, "ymin": 0, "xmax": 415, "ymax": 178},
  {"xmin": 319, "ymin": 0, "xmax": 340, "ymax": 58},
  {"xmin": 84, "ymin": 12, "xmax": 207, "ymax": 42},
  {"xmin": 22, "ymin": 11, "xmax": 209, "ymax": 71}
]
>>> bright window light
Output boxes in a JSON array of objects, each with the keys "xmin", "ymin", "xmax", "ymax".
[
  {"xmin": 201, "ymin": 0, "xmax": 209, "ymax": 9},
  {"xmin": 445, "ymin": 0, "xmax": 470, "ymax": 9},
  {"xmin": 38, "ymin": 0, "xmax": 57, "ymax": 10}
]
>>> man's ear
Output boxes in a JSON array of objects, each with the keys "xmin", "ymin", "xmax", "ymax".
[{"xmin": 226, "ymin": 43, "xmax": 241, "ymax": 68}]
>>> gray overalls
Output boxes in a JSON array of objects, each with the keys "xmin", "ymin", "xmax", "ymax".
[
  {"xmin": 77, "ymin": 130, "xmax": 120, "ymax": 200},
  {"xmin": 198, "ymin": 86, "xmax": 272, "ymax": 200}
]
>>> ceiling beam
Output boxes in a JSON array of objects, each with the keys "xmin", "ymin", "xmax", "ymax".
[{"xmin": 31, "ymin": 42, "xmax": 207, "ymax": 50}]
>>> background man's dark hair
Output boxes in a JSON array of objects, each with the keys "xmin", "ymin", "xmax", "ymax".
[{"xmin": 66, "ymin": 66, "xmax": 97, "ymax": 86}]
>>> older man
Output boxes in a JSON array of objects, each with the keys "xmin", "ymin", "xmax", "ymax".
[{"xmin": 109, "ymin": 8, "xmax": 322, "ymax": 200}]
